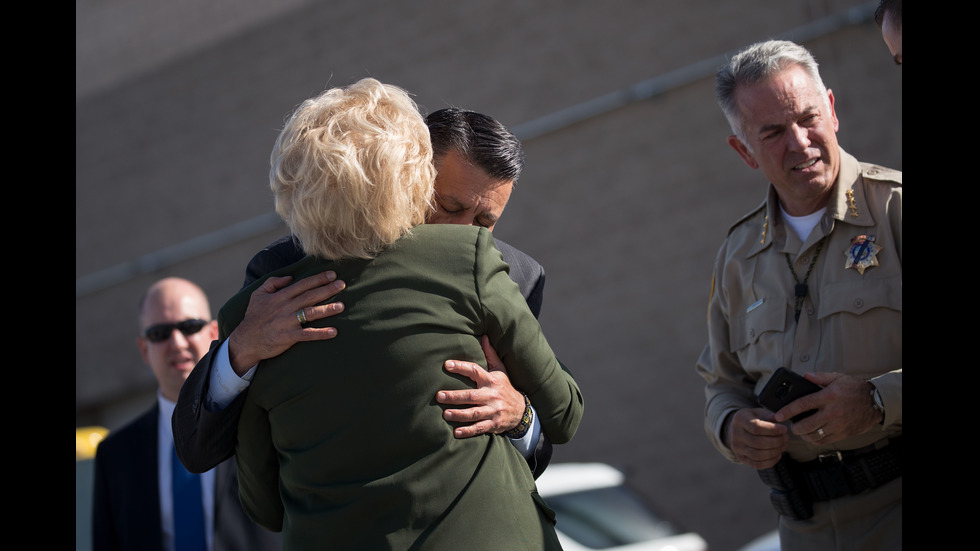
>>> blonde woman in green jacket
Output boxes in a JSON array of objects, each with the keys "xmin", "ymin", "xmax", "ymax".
[{"xmin": 225, "ymin": 78, "xmax": 584, "ymax": 550}]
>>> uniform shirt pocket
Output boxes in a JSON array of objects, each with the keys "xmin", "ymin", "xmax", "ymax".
[
  {"xmin": 730, "ymin": 297, "xmax": 786, "ymax": 352},
  {"xmin": 817, "ymin": 276, "xmax": 902, "ymax": 318},
  {"xmin": 816, "ymin": 276, "xmax": 902, "ymax": 370},
  {"xmin": 730, "ymin": 298, "xmax": 787, "ymax": 372}
]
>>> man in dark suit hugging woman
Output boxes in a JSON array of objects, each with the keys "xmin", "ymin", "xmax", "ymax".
[{"xmin": 215, "ymin": 78, "xmax": 583, "ymax": 550}]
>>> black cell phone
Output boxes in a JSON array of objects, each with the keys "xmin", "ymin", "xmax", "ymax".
[{"xmin": 757, "ymin": 367, "xmax": 822, "ymax": 422}]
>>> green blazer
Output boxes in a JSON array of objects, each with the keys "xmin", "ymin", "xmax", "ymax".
[{"xmin": 223, "ymin": 224, "xmax": 584, "ymax": 550}]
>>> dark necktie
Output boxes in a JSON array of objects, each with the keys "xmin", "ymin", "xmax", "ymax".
[{"xmin": 171, "ymin": 444, "xmax": 207, "ymax": 551}]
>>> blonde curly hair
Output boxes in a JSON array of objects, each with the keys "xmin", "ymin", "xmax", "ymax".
[{"xmin": 270, "ymin": 78, "xmax": 435, "ymax": 259}]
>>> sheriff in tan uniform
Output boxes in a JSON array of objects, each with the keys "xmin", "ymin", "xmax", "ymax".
[
  {"xmin": 699, "ymin": 149, "xmax": 902, "ymax": 462},
  {"xmin": 699, "ymin": 40, "xmax": 902, "ymax": 550}
]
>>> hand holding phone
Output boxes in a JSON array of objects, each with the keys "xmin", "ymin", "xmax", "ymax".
[{"xmin": 757, "ymin": 367, "xmax": 822, "ymax": 422}]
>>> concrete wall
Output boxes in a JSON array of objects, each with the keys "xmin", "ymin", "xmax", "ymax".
[{"xmin": 76, "ymin": 1, "xmax": 901, "ymax": 548}]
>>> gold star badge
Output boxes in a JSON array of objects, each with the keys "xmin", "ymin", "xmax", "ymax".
[{"xmin": 844, "ymin": 235, "xmax": 882, "ymax": 275}]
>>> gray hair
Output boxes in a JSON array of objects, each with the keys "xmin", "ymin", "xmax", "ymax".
[{"xmin": 716, "ymin": 40, "xmax": 828, "ymax": 140}]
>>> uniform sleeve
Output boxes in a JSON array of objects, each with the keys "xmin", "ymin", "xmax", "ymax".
[
  {"xmin": 695, "ymin": 244, "xmax": 759, "ymax": 462},
  {"xmin": 870, "ymin": 370, "xmax": 902, "ymax": 428},
  {"xmin": 866, "ymin": 177, "xmax": 902, "ymax": 428},
  {"xmin": 473, "ymin": 229, "xmax": 584, "ymax": 444}
]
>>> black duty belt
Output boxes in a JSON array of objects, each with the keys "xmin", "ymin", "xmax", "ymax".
[{"xmin": 758, "ymin": 436, "xmax": 902, "ymax": 519}]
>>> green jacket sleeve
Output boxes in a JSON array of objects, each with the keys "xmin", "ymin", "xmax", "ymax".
[
  {"xmin": 235, "ymin": 395, "xmax": 284, "ymax": 531},
  {"xmin": 217, "ymin": 287, "xmax": 285, "ymax": 531},
  {"xmin": 473, "ymin": 228, "xmax": 584, "ymax": 444}
]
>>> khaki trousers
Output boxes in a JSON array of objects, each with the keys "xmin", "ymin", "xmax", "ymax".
[{"xmin": 778, "ymin": 476, "xmax": 902, "ymax": 551}]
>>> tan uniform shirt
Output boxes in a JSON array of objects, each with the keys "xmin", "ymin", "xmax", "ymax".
[{"xmin": 697, "ymin": 148, "xmax": 902, "ymax": 463}]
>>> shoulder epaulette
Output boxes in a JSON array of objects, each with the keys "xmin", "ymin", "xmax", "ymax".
[
  {"xmin": 727, "ymin": 199, "xmax": 767, "ymax": 236},
  {"xmin": 860, "ymin": 163, "xmax": 902, "ymax": 186}
]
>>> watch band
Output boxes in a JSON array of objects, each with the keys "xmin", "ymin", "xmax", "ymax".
[
  {"xmin": 504, "ymin": 394, "xmax": 533, "ymax": 439},
  {"xmin": 870, "ymin": 385, "xmax": 885, "ymax": 425}
]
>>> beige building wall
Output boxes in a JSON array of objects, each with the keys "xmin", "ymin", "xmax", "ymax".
[{"xmin": 76, "ymin": 1, "xmax": 901, "ymax": 548}]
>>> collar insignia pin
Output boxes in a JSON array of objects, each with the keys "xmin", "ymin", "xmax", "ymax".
[
  {"xmin": 846, "ymin": 189, "xmax": 859, "ymax": 218},
  {"xmin": 844, "ymin": 235, "xmax": 882, "ymax": 275}
]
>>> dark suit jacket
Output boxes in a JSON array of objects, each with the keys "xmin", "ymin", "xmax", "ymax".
[
  {"xmin": 93, "ymin": 404, "xmax": 281, "ymax": 551},
  {"xmin": 228, "ymin": 224, "xmax": 583, "ymax": 549},
  {"xmin": 174, "ymin": 232, "xmax": 555, "ymax": 476}
]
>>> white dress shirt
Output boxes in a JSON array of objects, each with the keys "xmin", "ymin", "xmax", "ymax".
[{"xmin": 158, "ymin": 394, "xmax": 217, "ymax": 551}]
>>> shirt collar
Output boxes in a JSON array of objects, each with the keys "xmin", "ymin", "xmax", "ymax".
[{"xmin": 746, "ymin": 148, "xmax": 875, "ymax": 258}]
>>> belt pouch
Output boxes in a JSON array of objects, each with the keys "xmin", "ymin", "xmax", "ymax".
[{"xmin": 758, "ymin": 454, "xmax": 814, "ymax": 520}]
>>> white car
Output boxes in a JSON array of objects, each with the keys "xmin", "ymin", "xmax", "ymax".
[
  {"xmin": 535, "ymin": 463, "xmax": 708, "ymax": 551},
  {"xmin": 737, "ymin": 530, "xmax": 780, "ymax": 551}
]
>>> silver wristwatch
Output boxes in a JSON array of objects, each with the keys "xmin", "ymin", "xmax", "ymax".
[{"xmin": 870, "ymin": 384, "xmax": 885, "ymax": 424}]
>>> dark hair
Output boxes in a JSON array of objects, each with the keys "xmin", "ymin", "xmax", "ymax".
[
  {"xmin": 874, "ymin": 0, "xmax": 901, "ymax": 28},
  {"xmin": 425, "ymin": 108, "xmax": 525, "ymax": 183}
]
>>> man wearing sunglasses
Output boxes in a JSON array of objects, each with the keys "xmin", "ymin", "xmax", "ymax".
[{"xmin": 93, "ymin": 277, "xmax": 281, "ymax": 551}]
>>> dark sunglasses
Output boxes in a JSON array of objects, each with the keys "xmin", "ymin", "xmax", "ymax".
[{"xmin": 141, "ymin": 319, "xmax": 209, "ymax": 343}]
